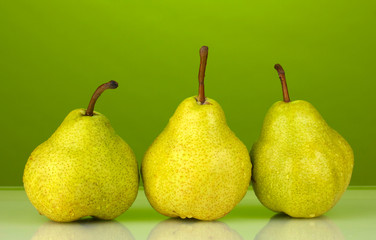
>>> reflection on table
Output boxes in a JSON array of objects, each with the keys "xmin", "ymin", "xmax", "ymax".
[
  {"xmin": 31, "ymin": 218, "xmax": 134, "ymax": 240},
  {"xmin": 255, "ymin": 214, "xmax": 344, "ymax": 240},
  {"xmin": 148, "ymin": 218, "xmax": 243, "ymax": 240}
]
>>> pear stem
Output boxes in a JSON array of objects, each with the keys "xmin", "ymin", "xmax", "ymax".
[
  {"xmin": 274, "ymin": 64, "xmax": 290, "ymax": 102},
  {"xmin": 85, "ymin": 81, "xmax": 118, "ymax": 116},
  {"xmin": 198, "ymin": 46, "xmax": 209, "ymax": 104}
]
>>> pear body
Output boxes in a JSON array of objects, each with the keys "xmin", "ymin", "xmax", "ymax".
[
  {"xmin": 23, "ymin": 109, "xmax": 139, "ymax": 222},
  {"xmin": 251, "ymin": 100, "xmax": 353, "ymax": 218},
  {"xmin": 142, "ymin": 97, "xmax": 252, "ymax": 221}
]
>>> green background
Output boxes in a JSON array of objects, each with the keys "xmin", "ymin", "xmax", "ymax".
[{"xmin": 0, "ymin": 0, "xmax": 375, "ymax": 186}]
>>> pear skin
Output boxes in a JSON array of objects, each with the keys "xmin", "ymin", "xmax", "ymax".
[
  {"xmin": 142, "ymin": 47, "xmax": 252, "ymax": 221},
  {"xmin": 23, "ymin": 81, "xmax": 139, "ymax": 222},
  {"xmin": 251, "ymin": 65, "xmax": 354, "ymax": 218}
]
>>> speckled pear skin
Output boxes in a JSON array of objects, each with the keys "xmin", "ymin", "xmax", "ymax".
[
  {"xmin": 23, "ymin": 109, "xmax": 139, "ymax": 222},
  {"xmin": 251, "ymin": 100, "xmax": 354, "ymax": 218},
  {"xmin": 142, "ymin": 96, "xmax": 252, "ymax": 221}
]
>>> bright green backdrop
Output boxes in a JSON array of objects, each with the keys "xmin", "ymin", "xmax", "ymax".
[{"xmin": 0, "ymin": 0, "xmax": 375, "ymax": 186}]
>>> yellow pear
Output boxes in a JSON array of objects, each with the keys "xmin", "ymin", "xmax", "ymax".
[
  {"xmin": 23, "ymin": 81, "xmax": 139, "ymax": 222},
  {"xmin": 251, "ymin": 64, "xmax": 354, "ymax": 218},
  {"xmin": 142, "ymin": 46, "xmax": 252, "ymax": 221}
]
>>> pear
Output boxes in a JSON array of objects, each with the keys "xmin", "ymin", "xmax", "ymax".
[
  {"xmin": 23, "ymin": 81, "xmax": 139, "ymax": 222},
  {"xmin": 142, "ymin": 46, "xmax": 252, "ymax": 221},
  {"xmin": 251, "ymin": 64, "xmax": 354, "ymax": 218}
]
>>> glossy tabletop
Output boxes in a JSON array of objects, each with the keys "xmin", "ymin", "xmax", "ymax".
[{"xmin": 1, "ymin": 187, "xmax": 375, "ymax": 239}]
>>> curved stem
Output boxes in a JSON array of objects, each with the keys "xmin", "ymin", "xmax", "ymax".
[
  {"xmin": 85, "ymin": 80, "xmax": 118, "ymax": 116},
  {"xmin": 198, "ymin": 46, "xmax": 209, "ymax": 104},
  {"xmin": 274, "ymin": 64, "xmax": 290, "ymax": 102}
]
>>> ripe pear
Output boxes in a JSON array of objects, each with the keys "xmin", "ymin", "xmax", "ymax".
[
  {"xmin": 142, "ymin": 46, "xmax": 252, "ymax": 221},
  {"xmin": 251, "ymin": 64, "xmax": 354, "ymax": 218},
  {"xmin": 23, "ymin": 81, "xmax": 139, "ymax": 222}
]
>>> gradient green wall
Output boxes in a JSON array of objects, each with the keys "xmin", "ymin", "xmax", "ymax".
[{"xmin": 1, "ymin": 0, "xmax": 375, "ymax": 186}]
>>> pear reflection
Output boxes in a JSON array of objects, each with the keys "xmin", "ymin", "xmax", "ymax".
[
  {"xmin": 148, "ymin": 218, "xmax": 243, "ymax": 240},
  {"xmin": 255, "ymin": 214, "xmax": 344, "ymax": 240},
  {"xmin": 31, "ymin": 219, "xmax": 134, "ymax": 240}
]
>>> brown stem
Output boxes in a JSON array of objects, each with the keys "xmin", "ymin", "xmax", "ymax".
[
  {"xmin": 85, "ymin": 80, "xmax": 118, "ymax": 116},
  {"xmin": 198, "ymin": 46, "xmax": 209, "ymax": 104},
  {"xmin": 274, "ymin": 64, "xmax": 290, "ymax": 102}
]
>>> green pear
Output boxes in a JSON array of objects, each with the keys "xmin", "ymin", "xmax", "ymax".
[
  {"xmin": 142, "ymin": 46, "xmax": 252, "ymax": 221},
  {"xmin": 251, "ymin": 64, "xmax": 354, "ymax": 218},
  {"xmin": 23, "ymin": 81, "xmax": 139, "ymax": 222}
]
